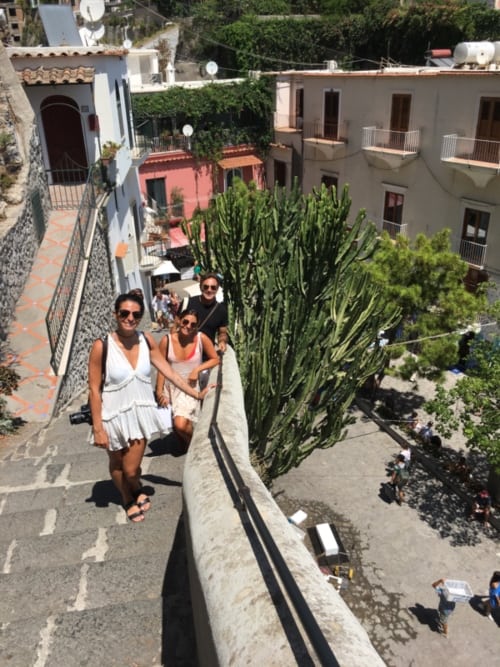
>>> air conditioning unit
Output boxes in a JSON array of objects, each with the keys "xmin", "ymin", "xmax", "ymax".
[{"xmin": 150, "ymin": 73, "xmax": 162, "ymax": 84}]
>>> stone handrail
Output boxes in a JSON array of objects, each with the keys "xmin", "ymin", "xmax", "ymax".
[{"xmin": 183, "ymin": 348, "xmax": 384, "ymax": 666}]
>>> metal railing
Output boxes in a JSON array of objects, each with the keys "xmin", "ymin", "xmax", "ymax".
[
  {"xmin": 379, "ymin": 218, "xmax": 408, "ymax": 239},
  {"xmin": 45, "ymin": 165, "xmax": 101, "ymax": 374},
  {"xmin": 303, "ymin": 119, "xmax": 348, "ymax": 142},
  {"xmin": 207, "ymin": 353, "xmax": 339, "ymax": 666},
  {"xmin": 459, "ymin": 238, "xmax": 487, "ymax": 267},
  {"xmin": 441, "ymin": 134, "xmax": 500, "ymax": 167},
  {"xmin": 362, "ymin": 127, "xmax": 420, "ymax": 154},
  {"xmin": 45, "ymin": 153, "xmax": 89, "ymax": 210}
]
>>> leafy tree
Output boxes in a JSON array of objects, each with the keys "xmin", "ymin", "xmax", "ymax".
[
  {"xmin": 425, "ymin": 332, "xmax": 500, "ymax": 474},
  {"xmin": 186, "ymin": 182, "xmax": 399, "ymax": 481},
  {"xmin": 365, "ymin": 229, "xmax": 489, "ymax": 380}
]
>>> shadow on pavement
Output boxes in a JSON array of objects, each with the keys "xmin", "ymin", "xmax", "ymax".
[
  {"xmin": 408, "ymin": 603, "xmax": 440, "ymax": 633},
  {"xmin": 85, "ymin": 479, "xmax": 122, "ymax": 507},
  {"xmin": 161, "ymin": 514, "xmax": 198, "ymax": 667},
  {"xmin": 147, "ymin": 433, "xmax": 188, "ymax": 458}
]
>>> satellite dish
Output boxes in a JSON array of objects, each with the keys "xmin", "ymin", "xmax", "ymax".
[
  {"xmin": 80, "ymin": 23, "xmax": 105, "ymax": 46},
  {"xmin": 205, "ymin": 61, "xmax": 218, "ymax": 77},
  {"xmin": 80, "ymin": 0, "xmax": 105, "ymax": 23},
  {"xmin": 123, "ymin": 39, "xmax": 132, "ymax": 49},
  {"xmin": 182, "ymin": 124, "xmax": 193, "ymax": 138}
]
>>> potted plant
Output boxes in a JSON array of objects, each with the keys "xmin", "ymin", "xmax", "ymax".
[{"xmin": 101, "ymin": 141, "xmax": 121, "ymax": 164}]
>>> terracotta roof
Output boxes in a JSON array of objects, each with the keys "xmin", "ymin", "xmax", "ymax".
[
  {"xmin": 7, "ymin": 46, "xmax": 127, "ymax": 58},
  {"xmin": 218, "ymin": 155, "xmax": 263, "ymax": 169},
  {"xmin": 18, "ymin": 65, "xmax": 95, "ymax": 86}
]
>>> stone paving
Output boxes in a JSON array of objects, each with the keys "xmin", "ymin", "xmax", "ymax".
[
  {"xmin": 0, "ymin": 400, "xmax": 196, "ymax": 667},
  {"xmin": 273, "ymin": 394, "xmax": 500, "ymax": 667}
]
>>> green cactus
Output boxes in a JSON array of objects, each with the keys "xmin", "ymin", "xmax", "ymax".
[{"xmin": 186, "ymin": 181, "xmax": 399, "ymax": 482}]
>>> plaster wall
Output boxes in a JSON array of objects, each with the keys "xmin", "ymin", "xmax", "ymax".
[
  {"xmin": 276, "ymin": 70, "xmax": 500, "ymax": 281},
  {"xmin": 183, "ymin": 348, "xmax": 385, "ymax": 667}
]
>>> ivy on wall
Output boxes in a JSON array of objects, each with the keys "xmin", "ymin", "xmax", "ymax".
[{"xmin": 131, "ymin": 77, "xmax": 273, "ymax": 160}]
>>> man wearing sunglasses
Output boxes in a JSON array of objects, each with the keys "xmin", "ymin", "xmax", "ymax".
[{"xmin": 186, "ymin": 272, "xmax": 228, "ymax": 352}]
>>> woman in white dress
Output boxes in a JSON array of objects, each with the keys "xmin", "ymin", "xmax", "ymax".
[
  {"xmin": 156, "ymin": 309, "xmax": 219, "ymax": 449},
  {"xmin": 88, "ymin": 294, "xmax": 211, "ymax": 523}
]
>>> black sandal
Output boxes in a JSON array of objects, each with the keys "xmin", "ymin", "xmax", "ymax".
[
  {"xmin": 124, "ymin": 500, "xmax": 144, "ymax": 523},
  {"xmin": 133, "ymin": 486, "xmax": 151, "ymax": 512}
]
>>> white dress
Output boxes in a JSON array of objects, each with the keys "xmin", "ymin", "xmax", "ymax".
[
  {"xmin": 101, "ymin": 333, "xmax": 170, "ymax": 451},
  {"xmin": 165, "ymin": 333, "xmax": 202, "ymax": 423}
]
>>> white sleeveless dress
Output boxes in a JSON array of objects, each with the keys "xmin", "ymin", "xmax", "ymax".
[
  {"xmin": 101, "ymin": 333, "xmax": 170, "ymax": 451},
  {"xmin": 165, "ymin": 332, "xmax": 203, "ymax": 423}
]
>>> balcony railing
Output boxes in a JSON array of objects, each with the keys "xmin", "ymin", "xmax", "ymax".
[
  {"xmin": 441, "ymin": 134, "xmax": 500, "ymax": 167},
  {"xmin": 459, "ymin": 238, "xmax": 487, "ymax": 267},
  {"xmin": 273, "ymin": 112, "xmax": 303, "ymax": 130},
  {"xmin": 303, "ymin": 120, "xmax": 348, "ymax": 142},
  {"xmin": 362, "ymin": 127, "xmax": 420, "ymax": 154},
  {"xmin": 378, "ymin": 219, "xmax": 408, "ymax": 239}
]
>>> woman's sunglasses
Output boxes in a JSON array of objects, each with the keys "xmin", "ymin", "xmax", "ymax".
[
  {"xmin": 118, "ymin": 309, "xmax": 142, "ymax": 320},
  {"xmin": 181, "ymin": 319, "xmax": 197, "ymax": 329}
]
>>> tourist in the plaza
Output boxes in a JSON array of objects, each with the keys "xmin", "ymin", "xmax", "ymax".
[
  {"xmin": 432, "ymin": 578, "xmax": 456, "ymax": 638},
  {"xmin": 155, "ymin": 309, "xmax": 219, "ymax": 449},
  {"xmin": 468, "ymin": 488, "xmax": 492, "ymax": 527},
  {"xmin": 485, "ymin": 575, "xmax": 500, "ymax": 621},
  {"xmin": 88, "ymin": 293, "xmax": 211, "ymax": 523},
  {"xmin": 151, "ymin": 289, "xmax": 170, "ymax": 329},
  {"xmin": 390, "ymin": 454, "xmax": 410, "ymax": 505}
]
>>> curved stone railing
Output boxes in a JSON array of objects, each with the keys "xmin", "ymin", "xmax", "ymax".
[{"xmin": 183, "ymin": 348, "xmax": 384, "ymax": 666}]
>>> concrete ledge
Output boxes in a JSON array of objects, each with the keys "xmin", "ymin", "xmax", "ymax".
[{"xmin": 183, "ymin": 349, "xmax": 384, "ymax": 666}]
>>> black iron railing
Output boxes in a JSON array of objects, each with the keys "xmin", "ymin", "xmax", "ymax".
[{"xmin": 45, "ymin": 165, "xmax": 101, "ymax": 374}]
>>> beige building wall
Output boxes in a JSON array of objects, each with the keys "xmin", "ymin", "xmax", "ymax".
[{"xmin": 272, "ymin": 68, "xmax": 500, "ymax": 286}]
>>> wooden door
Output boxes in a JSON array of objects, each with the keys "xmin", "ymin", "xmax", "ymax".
[{"xmin": 324, "ymin": 91, "xmax": 339, "ymax": 140}]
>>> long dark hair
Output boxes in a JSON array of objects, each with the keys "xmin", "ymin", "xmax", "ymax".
[{"xmin": 177, "ymin": 309, "xmax": 200, "ymax": 323}]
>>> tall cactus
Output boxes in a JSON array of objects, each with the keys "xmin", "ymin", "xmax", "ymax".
[{"xmin": 187, "ymin": 182, "xmax": 399, "ymax": 481}]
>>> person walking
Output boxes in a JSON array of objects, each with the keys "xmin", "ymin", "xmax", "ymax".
[
  {"xmin": 432, "ymin": 578, "xmax": 456, "ymax": 638},
  {"xmin": 485, "ymin": 576, "xmax": 500, "ymax": 621},
  {"xmin": 155, "ymin": 309, "xmax": 219, "ymax": 449},
  {"xmin": 186, "ymin": 273, "xmax": 229, "ymax": 352},
  {"xmin": 88, "ymin": 293, "xmax": 212, "ymax": 523},
  {"xmin": 390, "ymin": 454, "xmax": 410, "ymax": 505},
  {"xmin": 151, "ymin": 289, "xmax": 170, "ymax": 330}
]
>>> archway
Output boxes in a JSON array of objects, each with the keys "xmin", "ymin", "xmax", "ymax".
[{"xmin": 41, "ymin": 95, "xmax": 88, "ymax": 183}]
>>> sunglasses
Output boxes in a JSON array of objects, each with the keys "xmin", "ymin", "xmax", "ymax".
[
  {"xmin": 201, "ymin": 284, "xmax": 218, "ymax": 292},
  {"xmin": 118, "ymin": 309, "xmax": 142, "ymax": 320},
  {"xmin": 181, "ymin": 319, "xmax": 198, "ymax": 329}
]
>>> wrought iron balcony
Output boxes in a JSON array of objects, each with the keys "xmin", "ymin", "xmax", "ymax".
[
  {"xmin": 362, "ymin": 127, "xmax": 420, "ymax": 169},
  {"xmin": 377, "ymin": 218, "xmax": 408, "ymax": 240},
  {"xmin": 459, "ymin": 238, "xmax": 487, "ymax": 268}
]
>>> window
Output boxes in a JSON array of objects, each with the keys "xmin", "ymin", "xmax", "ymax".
[
  {"xmin": 475, "ymin": 97, "xmax": 500, "ymax": 162},
  {"xmin": 115, "ymin": 81, "xmax": 125, "ymax": 139},
  {"xmin": 324, "ymin": 90, "xmax": 339, "ymax": 140},
  {"xmin": 460, "ymin": 206, "xmax": 490, "ymax": 267},
  {"xmin": 274, "ymin": 160, "xmax": 286, "ymax": 187},
  {"xmin": 390, "ymin": 94, "xmax": 411, "ymax": 133},
  {"xmin": 294, "ymin": 88, "xmax": 303, "ymax": 129},
  {"xmin": 382, "ymin": 189, "xmax": 405, "ymax": 238},
  {"xmin": 146, "ymin": 178, "xmax": 167, "ymax": 214},
  {"xmin": 321, "ymin": 174, "xmax": 338, "ymax": 191},
  {"xmin": 225, "ymin": 168, "xmax": 242, "ymax": 191},
  {"xmin": 462, "ymin": 208, "xmax": 489, "ymax": 244}
]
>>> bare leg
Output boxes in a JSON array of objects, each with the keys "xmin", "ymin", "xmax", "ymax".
[
  {"xmin": 173, "ymin": 416, "xmax": 193, "ymax": 447},
  {"xmin": 108, "ymin": 440, "xmax": 147, "ymax": 521}
]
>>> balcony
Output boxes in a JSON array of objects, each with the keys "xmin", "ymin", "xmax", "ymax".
[
  {"xmin": 273, "ymin": 112, "xmax": 302, "ymax": 131},
  {"xmin": 459, "ymin": 238, "xmax": 487, "ymax": 268},
  {"xmin": 302, "ymin": 120, "xmax": 348, "ymax": 161},
  {"xmin": 441, "ymin": 135, "xmax": 500, "ymax": 187},
  {"xmin": 362, "ymin": 127, "xmax": 420, "ymax": 169},
  {"xmin": 377, "ymin": 218, "xmax": 408, "ymax": 240}
]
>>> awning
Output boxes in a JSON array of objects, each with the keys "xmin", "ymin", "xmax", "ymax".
[
  {"xmin": 152, "ymin": 260, "xmax": 181, "ymax": 277},
  {"xmin": 218, "ymin": 155, "xmax": 263, "ymax": 170},
  {"xmin": 115, "ymin": 242, "xmax": 128, "ymax": 258}
]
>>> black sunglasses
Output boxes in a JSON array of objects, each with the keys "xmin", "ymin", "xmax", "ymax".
[
  {"xmin": 202, "ymin": 284, "xmax": 218, "ymax": 292},
  {"xmin": 181, "ymin": 319, "xmax": 198, "ymax": 328},
  {"xmin": 118, "ymin": 309, "xmax": 142, "ymax": 320}
]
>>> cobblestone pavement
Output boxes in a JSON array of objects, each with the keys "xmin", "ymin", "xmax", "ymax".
[{"xmin": 273, "ymin": 405, "xmax": 500, "ymax": 667}]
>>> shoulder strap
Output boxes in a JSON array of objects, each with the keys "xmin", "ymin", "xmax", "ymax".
[
  {"xmin": 100, "ymin": 335, "xmax": 108, "ymax": 390},
  {"xmin": 142, "ymin": 331, "xmax": 152, "ymax": 350},
  {"xmin": 198, "ymin": 301, "xmax": 219, "ymax": 331},
  {"xmin": 165, "ymin": 333, "xmax": 170, "ymax": 360}
]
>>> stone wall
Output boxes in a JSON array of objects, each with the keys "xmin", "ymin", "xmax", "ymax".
[
  {"xmin": 183, "ymin": 348, "xmax": 385, "ymax": 667},
  {"xmin": 55, "ymin": 217, "xmax": 115, "ymax": 412},
  {"xmin": 0, "ymin": 43, "xmax": 50, "ymax": 343}
]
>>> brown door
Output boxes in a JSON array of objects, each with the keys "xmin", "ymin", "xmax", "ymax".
[
  {"xmin": 324, "ymin": 91, "xmax": 339, "ymax": 140},
  {"xmin": 475, "ymin": 97, "xmax": 500, "ymax": 163},
  {"xmin": 390, "ymin": 94, "xmax": 411, "ymax": 149},
  {"xmin": 41, "ymin": 95, "xmax": 88, "ymax": 183}
]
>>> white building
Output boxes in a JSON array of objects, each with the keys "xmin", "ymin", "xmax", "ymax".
[{"xmin": 270, "ymin": 46, "xmax": 500, "ymax": 289}]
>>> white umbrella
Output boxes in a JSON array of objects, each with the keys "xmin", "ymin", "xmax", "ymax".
[{"xmin": 152, "ymin": 260, "xmax": 180, "ymax": 276}]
